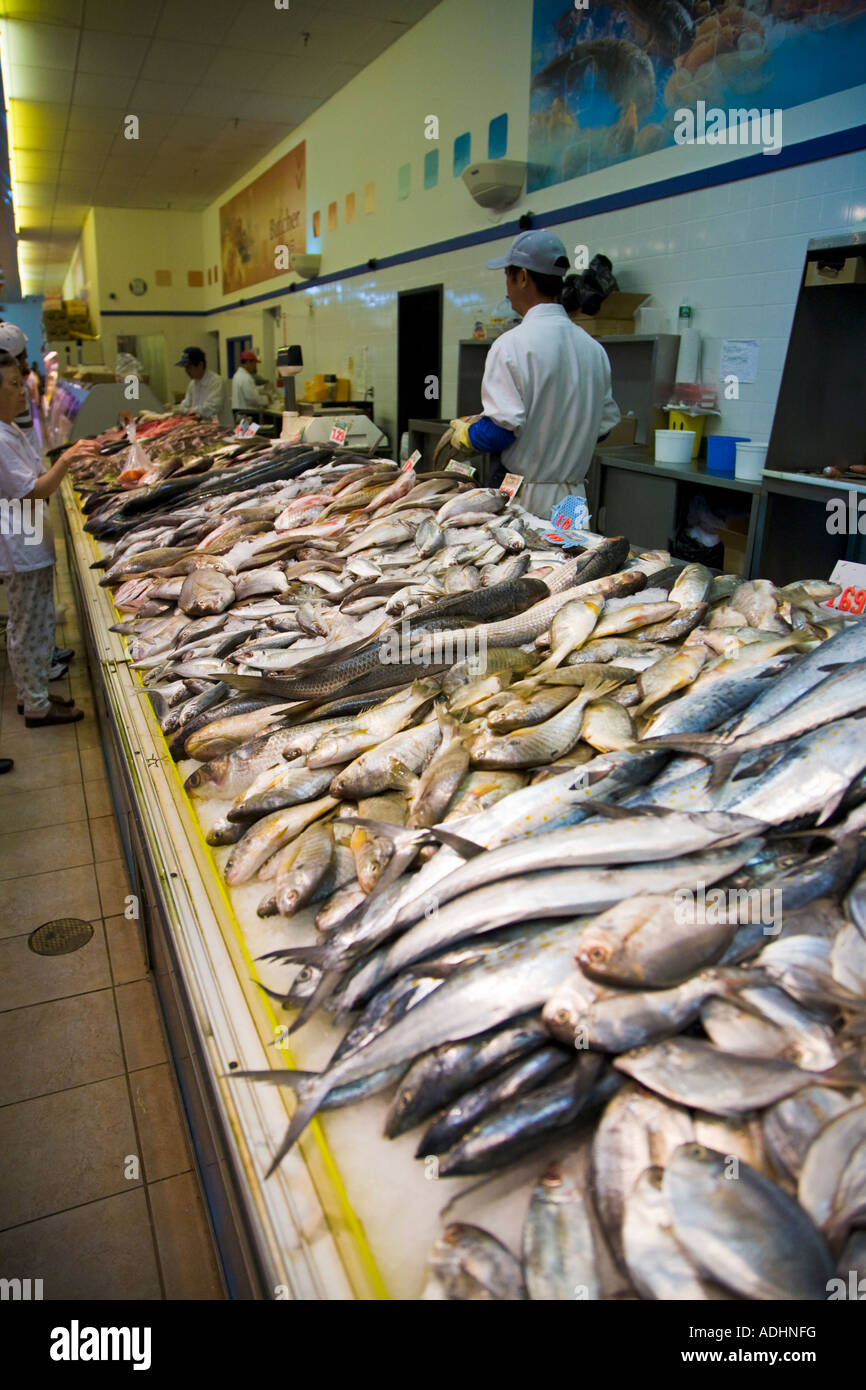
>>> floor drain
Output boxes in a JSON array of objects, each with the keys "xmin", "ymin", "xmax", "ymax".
[{"xmin": 29, "ymin": 918, "xmax": 94, "ymax": 956}]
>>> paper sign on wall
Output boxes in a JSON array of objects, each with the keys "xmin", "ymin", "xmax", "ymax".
[{"xmin": 720, "ymin": 340, "xmax": 760, "ymax": 384}]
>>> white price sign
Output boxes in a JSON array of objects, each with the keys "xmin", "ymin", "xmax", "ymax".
[
  {"xmin": 823, "ymin": 560, "xmax": 866, "ymax": 618},
  {"xmin": 329, "ymin": 424, "xmax": 347, "ymax": 445},
  {"xmin": 403, "ymin": 450, "xmax": 421, "ymax": 472}
]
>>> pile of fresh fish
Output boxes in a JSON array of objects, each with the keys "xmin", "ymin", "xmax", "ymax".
[{"xmin": 77, "ymin": 446, "xmax": 866, "ymax": 1300}]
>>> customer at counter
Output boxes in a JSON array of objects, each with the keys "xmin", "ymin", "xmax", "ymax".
[
  {"xmin": 173, "ymin": 347, "xmax": 233, "ymax": 428},
  {"xmin": 231, "ymin": 349, "xmax": 269, "ymax": 413},
  {"xmin": 435, "ymin": 231, "xmax": 620, "ymax": 519},
  {"xmin": 0, "ymin": 350, "xmax": 83, "ymax": 726}
]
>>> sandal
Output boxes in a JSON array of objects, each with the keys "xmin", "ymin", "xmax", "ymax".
[
  {"xmin": 18, "ymin": 694, "xmax": 76, "ymax": 714},
  {"xmin": 24, "ymin": 706, "xmax": 85, "ymax": 727}
]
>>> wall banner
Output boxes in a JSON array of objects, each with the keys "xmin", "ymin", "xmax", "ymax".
[{"xmin": 219, "ymin": 141, "xmax": 307, "ymax": 294}]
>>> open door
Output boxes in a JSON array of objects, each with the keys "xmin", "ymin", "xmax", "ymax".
[{"xmin": 397, "ymin": 286, "xmax": 443, "ymax": 447}]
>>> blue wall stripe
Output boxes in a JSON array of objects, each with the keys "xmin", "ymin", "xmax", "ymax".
[{"xmin": 98, "ymin": 123, "xmax": 866, "ymax": 321}]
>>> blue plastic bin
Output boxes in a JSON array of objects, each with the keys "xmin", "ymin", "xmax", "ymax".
[{"xmin": 706, "ymin": 435, "xmax": 750, "ymax": 477}]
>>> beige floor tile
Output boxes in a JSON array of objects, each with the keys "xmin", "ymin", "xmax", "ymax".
[
  {"xmin": 75, "ymin": 718, "xmax": 104, "ymax": 752},
  {"xmin": 0, "ymin": 988, "xmax": 124, "ymax": 1106},
  {"xmin": 0, "ymin": 819, "xmax": 92, "ymax": 882},
  {"xmin": 0, "ymin": 749, "xmax": 81, "ymax": 794},
  {"xmin": 96, "ymin": 857, "xmax": 132, "ymax": 917},
  {"xmin": 0, "ymin": 921, "xmax": 109, "ymax": 1011},
  {"xmin": 83, "ymin": 778, "xmax": 112, "ymax": 818},
  {"xmin": 0, "ymin": 782, "xmax": 87, "ymax": 832},
  {"xmin": 0, "ymin": 1188, "xmax": 162, "ymax": 1300},
  {"xmin": 0, "ymin": 863, "xmax": 102, "ymax": 941},
  {"xmin": 115, "ymin": 978, "xmax": 168, "ymax": 1071},
  {"xmin": 148, "ymin": 1172, "xmax": 224, "ymax": 1299},
  {"xmin": 104, "ymin": 913, "xmax": 149, "ymax": 985},
  {"xmin": 90, "ymin": 813, "xmax": 123, "ymax": 863},
  {"xmin": 0, "ymin": 1075, "xmax": 141, "ymax": 1229},
  {"xmin": 130, "ymin": 1064, "xmax": 193, "ymax": 1183},
  {"xmin": 2, "ymin": 724, "xmax": 83, "ymax": 759},
  {"xmin": 80, "ymin": 746, "xmax": 109, "ymax": 782}
]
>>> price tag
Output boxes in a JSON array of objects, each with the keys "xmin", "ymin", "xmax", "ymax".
[
  {"xmin": 403, "ymin": 449, "xmax": 421, "ymax": 472},
  {"xmin": 233, "ymin": 420, "xmax": 259, "ymax": 437},
  {"xmin": 445, "ymin": 459, "xmax": 476, "ymax": 476},
  {"xmin": 823, "ymin": 560, "xmax": 866, "ymax": 618},
  {"xmin": 499, "ymin": 472, "xmax": 524, "ymax": 499},
  {"xmin": 329, "ymin": 424, "xmax": 347, "ymax": 445}
]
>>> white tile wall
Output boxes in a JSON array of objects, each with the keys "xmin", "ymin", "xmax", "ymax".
[{"xmin": 208, "ymin": 148, "xmax": 864, "ymax": 452}]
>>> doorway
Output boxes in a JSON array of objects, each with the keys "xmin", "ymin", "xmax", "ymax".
[
  {"xmin": 226, "ymin": 335, "xmax": 252, "ymax": 377},
  {"xmin": 397, "ymin": 286, "xmax": 443, "ymax": 446}
]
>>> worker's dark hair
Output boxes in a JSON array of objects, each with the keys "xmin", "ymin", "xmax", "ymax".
[
  {"xmin": 0, "ymin": 349, "xmax": 19, "ymax": 373},
  {"xmin": 506, "ymin": 265, "xmax": 565, "ymax": 299},
  {"xmin": 186, "ymin": 347, "xmax": 206, "ymax": 367}
]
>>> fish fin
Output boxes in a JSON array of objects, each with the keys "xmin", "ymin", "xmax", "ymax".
[
  {"xmin": 820, "ymin": 1058, "xmax": 866, "ymax": 1090},
  {"xmin": 287, "ymin": 969, "xmax": 342, "ymax": 1034},
  {"xmin": 388, "ymin": 762, "xmax": 421, "ymax": 797},
  {"xmin": 815, "ymin": 785, "xmax": 849, "ymax": 827},
  {"xmin": 427, "ymin": 825, "xmax": 486, "ymax": 858}
]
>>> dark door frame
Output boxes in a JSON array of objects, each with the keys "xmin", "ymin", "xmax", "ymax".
[
  {"xmin": 397, "ymin": 284, "xmax": 443, "ymax": 447},
  {"xmin": 226, "ymin": 334, "xmax": 253, "ymax": 378}
]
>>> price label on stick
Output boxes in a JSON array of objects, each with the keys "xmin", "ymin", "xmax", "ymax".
[
  {"xmin": 499, "ymin": 472, "xmax": 524, "ymax": 500},
  {"xmin": 329, "ymin": 424, "xmax": 347, "ymax": 445},
  {"xmin": 402, "ymin": 450, "xmax": 421, "ymax": 472},
  {"xmin": 823, "ymin": 560, "xmax": 866, "ymax": 619},
  {"xmin": 445, "ymin": 459, "xmax": 475, "ymax": 476}
]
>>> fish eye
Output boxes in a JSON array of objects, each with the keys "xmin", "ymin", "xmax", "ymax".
[
  {"xmin": 551, "ymin": 1007, "xmax": 573, "ymax": 1026},
  {"xmin": 297, "ymin": 967, "xmax": 313, "ymax": 982}
]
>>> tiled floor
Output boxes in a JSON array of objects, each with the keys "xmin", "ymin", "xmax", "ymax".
[{"xmin": 0, "ymin": 537, "xmax": 225, "ymax": 1300}]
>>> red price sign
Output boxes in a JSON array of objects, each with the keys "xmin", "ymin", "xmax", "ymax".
[
  {"xmin": 554, "ymin": 512, "xmax": 572, "ymax": 529},
  {"xmin": 329, "ymin": 425, "xmax": 347, "ymax": 445},
  {"xmin": 837, "ymin": 585, "xmax": 866, "ymax": 615}
]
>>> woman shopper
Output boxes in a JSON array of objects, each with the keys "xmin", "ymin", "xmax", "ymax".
[{"xmin": 0, "ymin": 350, "xmax": 83, "ymax": 726}]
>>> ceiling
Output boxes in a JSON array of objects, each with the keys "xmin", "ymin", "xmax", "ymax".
[{"xmin": 0, "ymin": 0, "xmax": 440, "ymax": 295}]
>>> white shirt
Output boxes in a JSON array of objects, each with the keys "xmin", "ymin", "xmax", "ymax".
[
  {"xmin": 481, "ymin": 303, "xmax": 620, "ymax": 485},
  {"xmin": 0, "ymin": 421, "xmax": 55, "ymax": 572},
  {"xmin": 179, "ymin": 369, "xmax": 233, "ymax": 427},
  {"xmin": 231, "ymin": 365, "xmax": 267, "ymax": 411}
]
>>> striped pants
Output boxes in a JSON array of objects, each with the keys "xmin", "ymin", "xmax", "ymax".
[{"xmin": 3, "ymin": 566, "xmax": 55, "ymax": 715}]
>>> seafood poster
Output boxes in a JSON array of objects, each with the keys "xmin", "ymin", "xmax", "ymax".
[
  {"xmin": 528, "ymin": 1, "xmax": 866, "ymax": 190},
  {"xmin": 219, "ymin": 141, "xmax": 306, "ymax": 294}
]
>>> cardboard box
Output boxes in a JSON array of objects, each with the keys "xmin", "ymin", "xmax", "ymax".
[
  {"xmin": 719, "ymin": 521, "xmax": 748, "ymax": 577},
  {"xmin": 805, "ymin": 256, "xmax": 866, "ymax": 287},
  {"xmin": 598, "ymin": 415, "xmax": 637, "ymax": 447},
  {"xmin": 570, "ymin": 292, "xmax": 650, "ymax": 338}
]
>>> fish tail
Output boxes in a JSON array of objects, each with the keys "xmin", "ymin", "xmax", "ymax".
[
  {"xmin": 287, "ymin": 969, "xmax": 343, "ymax": 1034},
  {"xmin": 256, "ymin": 943, "xmax": 330, "ymax": 967}
]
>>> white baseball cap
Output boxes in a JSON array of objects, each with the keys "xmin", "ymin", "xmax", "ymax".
[{"xmin": 0, "ymin": 322, "xmax": 27, "ymax": 356}]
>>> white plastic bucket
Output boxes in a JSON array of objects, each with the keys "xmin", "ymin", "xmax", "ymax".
[
  {"xmin": 654, "ymin": 429, "xmax": 695, "ymax": 464},
  {"xmin": 735, "ymin": 441, "xmax": 768, "ymax": 480}
]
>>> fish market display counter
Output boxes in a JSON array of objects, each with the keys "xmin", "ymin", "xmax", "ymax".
[{"xmin": 60, "ymin": 478, "xmax": 545, "ymax": 1300}]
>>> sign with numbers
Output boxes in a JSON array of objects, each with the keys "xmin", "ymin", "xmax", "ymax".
[
  {"xmin": 329, "ymin": 424, "xmax": 347, "ymax": 445},
  {"xmin": 499, "ymin": 472, "xmax": 524, "ymax": 499},
  {"xmin": 446, "ymin": 459, "xmax": 476, "ymax": 476},
  {"xmin": 823, "ymin": 560, "xmax": 866, "ymax": 618},
  {"xmin": 233, "ymin": 420, "xmax": 259, "ymax": 437},
  {"xmin": 402, "ymin": 450, "xmax": 421, "ymax": 472}
]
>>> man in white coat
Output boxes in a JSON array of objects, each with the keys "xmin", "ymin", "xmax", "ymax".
[
  {"xmin": 231, "ymin": 349, "xmax": 269, "ymax": 413},
  {"xmin": 436, "ymin": 230, "xmax": 620, "ymax": 520}
]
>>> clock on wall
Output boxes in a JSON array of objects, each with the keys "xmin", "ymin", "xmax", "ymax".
[{"xmin": 129, "ymin": 278, "xmax": 147, "ymax": 296}]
